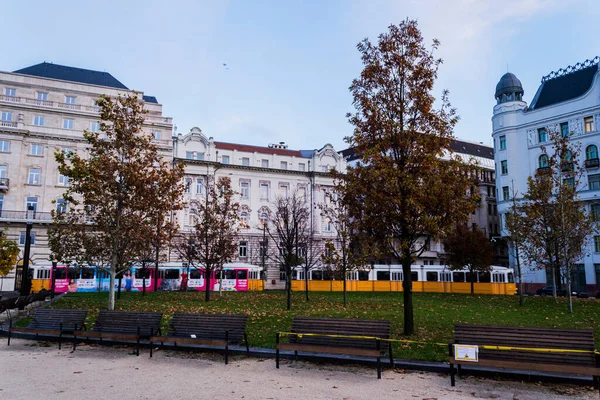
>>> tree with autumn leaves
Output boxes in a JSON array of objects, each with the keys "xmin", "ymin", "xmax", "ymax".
[
  {"xmin": 173, "ymin": 176, "xmax": 240, "ymax": 302},
  {"xmin": 49, "ymin": 94, "xmax": 185, "ymax": 310},
  {"xmin": 0, "ymin": 232, "xmax": 19, "ymax": 291},
  {"xmin": 343, "ymin": 20, "xmax": 479, "ymax": 335}
]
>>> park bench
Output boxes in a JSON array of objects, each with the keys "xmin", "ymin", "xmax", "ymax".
[
  {"xmin": 449, "ymin": 324, "xmax": 600, "ymax": 392},
  {"xmin": 149, "ymin": 313, "xmax": 249, "ymax": 364},
  {"xmin": 276, "ymin": 316, "xmax": 392, "ymax": 379},
  {"xmin": 8, "ymin": 309, "xmax": 88, "ymax": 349},
  {"xmin": 73, "ymin": 310, "xmax": 162, "ymax": 356}
]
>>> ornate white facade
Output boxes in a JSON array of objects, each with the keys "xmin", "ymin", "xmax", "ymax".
[{"xmin": 492, "ymin": 57, "xmax": 600, "ymax": 295}]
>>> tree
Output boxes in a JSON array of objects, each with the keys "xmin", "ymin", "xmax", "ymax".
[
  {"xmin": 296, "ymin": 224, "xmax": 323, "ymax": 303},
  {"xmin": 0, "ymin": 232, "xmax": 19, "ymax": 291},
  {"xmin": 49, "ymin": 94, "xmax": 185, "ymax": 310},
  {"xmin": 343, "ymin": 20, "xmax": 479, "ymax": 334},
  {"xmin": 267, "ymin": 190, "xmax": 310, "ymax": 310},
  {"xmin": 506, "ymin": 128, "xmax": 596, "ymax": 313},
  {"xmin": 504, "ymin": 181, "xmax": 525, "ymax": 306},
  {"xmin": 320, "ymin": 181, "xmax": 367, "ymax": 307},
  {"xmin": 174, "ymin": 176, "xmax": 240, "ymax": 302},
  {"xmin": 443, "ymin": 224, "xmax": 493, "ymax": 295}
]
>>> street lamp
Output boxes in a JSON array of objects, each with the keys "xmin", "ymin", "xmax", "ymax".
[
  {"xmin": 19, "ymin": 205, "xmax": 35, "ymax": 298},
  {"xmin": 51, "ymin": 258, "xmax": 58, "ymax": 299}
]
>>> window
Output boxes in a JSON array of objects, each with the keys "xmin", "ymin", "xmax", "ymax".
[
  {"xmin": 0, "ymin": 165, "xmax": 5, "ymax": 179},
  {"xmin": 260, "ymin": 183, "xmax": 269, "ymax": 200},
  {"xmin": 36, "ymin": 92, "xmax": 48, "ymax": 101},
  {"xmin": 221, "ymin": 155, "xmax": 230, "ymax": 164},
  {"xmin": 189, "ymin": 270, "xmax": 204, "ymax": 279},
  {"xmin": 28, "ymin": 168, "xmax": 41, "ymax": 185},
  {"xmin": 242, "ymin": 157, "xmax": 250, "ymax": 166},
  {"xmin": 298, "ymin": 163, "xmax": 306, "ymax": 171},
  {"xmin": 239, "ymin": 241, "xmax": 248, "ymax": 257},
  {"xmin": 279, "ymin": 185, "xmax": 289, "ymax": 198},
  {"xmin": 259, "ymin": 240, "xmax": 268, "ymax": 256},
  {"xmin": 26, "ymin": 197, "xmax": 38, "ymax": 213},
  {"xmin": 280, "ymin": 161, "xmax": 287, "ymax": 170},
  {"xmin": 589, "ymin": 174, "xmax": 600, "ymax": 190},
  {"xmin": 538, "ymin": 154, "xmax": 549, "ymax": 168},
  {"xmin": 5, "ymin": 88, "xmax": 16, "ymax": 97},
  {"xmin": 185, "ymin": 178, "xmax": 192, "ymax": 193},
  {"xmin": 595, "ymin": 236, "xmax": 600, "ymax": 252},
  {"xmin": 240, "ymin": 182, "xmax": 249, "ymax": 198},
  {"xmin": 499, "ymin": 135, "xmax": 506, "ymax": 150},
  {"xmin": 237, "ymin": 270, "xmax": 247, "ymax": 280},
  {"xmin": 426, "ymin": 271, "xmax": 438, "ymax": 282},
  {"xmin": 502, "ymin": 186, "xmax": 509, "ymax": 201},
  {"xmin": 58, "ymin": 173, "xmax": 69, "ymax": 186},
  {"xmin": 62, "ymin": 147, "xmax": 72, "ymax": 156},
  {"xmin": 538, "ymin": 127, "xmax": 547, "ymax": 143},
  {"xmin": 592, "ymin": 204, "xmax": 600, "ymax": 221},
  {"xmin": 19, "ymin": 231, "xmax": 36, "ymax": 246},
  {"xmin": 585, "ymin": 116, "xmax": 595, "ymax": 133},
  {"xmin": 322, "ymin": 165, "xmax": 329, "ymax": 172},
  {"xmin": 560, "ymin": 122, "xmax": 569, "ymax": 137},
  {"xmin": 56, "ymin": 198, "xmax": 67, "ymax": 214},
  {"xmin": 500, "ymin": 160, "xmax": 508, "ymax": 175},
  {"xmin": 376, "ymin": 271, "xmax": 390, "ymax": 281},
  {"xmin": 164, "ymin": 269, "xmax": 180, "ymax": 279},
  {"xmin": 240, "ymin": 212, "xmax": 249, "ymax": 228},
  {"xmin": 196, "ymin": 178, "xmax": 203, "ymax": 194},
  {"xmin": 1, "ymin": 111, "xmax": 12, "ymax": 121},
  {"xmin": 261, "ymin": 159, "xmax": 269, "ymax": 168},
  {"xmin": 63, "ymin": 119, "xmax": 74, "ymax": 129},
  {"xmin": 260, "ymin": 213, "xmax": 268, "ymax": 228},
  {"xmin": 323, "ymin": 218, "xmax": 332, "ymax": 232},
  {"xmin": 587, "ymin": 145, "xmax": 598, "ymax": 160},
  {"xmin": 150, "ymin": 131, "xmax": 160, "ymax": 140},
  {"xmin": 91, "ymin": 122, "xmax": 101, "ymax": 132},
  {"xmin": 453, "ymin": 272, "xmax": 465, "ymax": 282},
  {"xmin": 478, "ymin": 272, "xmax": 491, "ymax": 283},
  {"xmin": 186, "ymin": 151, "xmax": 194, "ymax": 160},
  {"xmin": 298, "ymin": 187, "xmax": 306, "ymax": 201},
  {"xmin": 30, "ymin": 143, "xmax": 43, "ymax": 156},
  {"xmin": 65, "ymin": 96, "xmax": 76, "ymax": 105},
  {"xmin": 563, "ymin": 177, "xmax": 575, "ymax": 188},
  {"xmin": 33, "ymin": 115, "xmax": 45, "ymax": 126},
  {"xmin": 0, "ymin": 140, "xmax": 8, "ymax": 152}
]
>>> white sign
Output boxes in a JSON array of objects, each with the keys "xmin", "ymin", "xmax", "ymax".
[{"xmin": 454, "ymin": 345, "xmax": 479, "ymax": 362}]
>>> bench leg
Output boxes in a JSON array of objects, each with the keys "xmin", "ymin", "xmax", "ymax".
[
  {"xmin": 244, "ymin": 332, "xmax": 249, "ymax": 353},
  {"xmin": 136, "ymin": 327, "xmax": 140, "ymax": 357},
  {"xmin": 275, "ymin": 333, "xmax": 280, "ymax": 369},
  {"xmin": 73, "ymin": 335, "xmax": 77, "ymax": 352},
  {"xmin": 448, "ymin": 343, "xmax": 455, "ymax": 387},
  {"xmin": 294, "ymin": 350, "xmax": 298, "ymax": 361},
  {"xmin": 388, "ymin": 342, "xmax": 394, "ymax": 368},
  {"xmin": 224, "ymin": 330, "xmax": 229, "ymax": 365},
  {"xmin": 457, "ymin": 364, "xmax": 462, "ymax": 377},
  {"xmin": 7, "ymin": 320, "xmax": 12, "ymax": 346},
  {"xmin": 376, "ymin": 339, "xmax": 382, "ymax": 379}
]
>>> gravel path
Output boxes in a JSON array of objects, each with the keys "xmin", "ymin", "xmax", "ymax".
[{"xmin": 0, "ymin": 339, "xmax": 595, "ymax": 399}]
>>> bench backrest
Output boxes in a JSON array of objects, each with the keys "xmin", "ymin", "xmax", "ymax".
[
  {"xmin": 168, "ymin": 313, "xmax": 248, "ymax": 343},
  {"xmin": 93, "ymin": 311, "xmax": 163, "ymax": 336},
  {"xmin": 290, "ymin": 317, "xmax": 391, "ymax": 350},
  {"xmin": 28, "ymin": 309, "xmax": 88, "ymax": 331},
  {"xmin": 454, "ymin": 324, "xmax": 597, "ymax": 367}
]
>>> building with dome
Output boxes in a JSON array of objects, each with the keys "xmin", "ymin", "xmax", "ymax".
[{"xmin": 492, "ymin": 57, "xmax": 600, "ymax": 295}]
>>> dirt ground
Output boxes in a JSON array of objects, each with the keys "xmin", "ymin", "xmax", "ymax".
[{"xmin": 0, "ymin": 339, "xmax": 596, "ymax": 399}]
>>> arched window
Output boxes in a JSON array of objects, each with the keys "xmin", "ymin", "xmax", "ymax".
[
  {"xmin": 538, "ymin": 154, "xmax": 549, "ymax": 168},
  {"xmin": 586, "ymin": 145, "xmax": 598, "ymax": 160},
  {"xmin": 240, "ymin": 212, "xmax": 249, "ymax": 228},
  {"xmin": 563, "ymin": 150, "xmax": 573, "ymax": 162}
]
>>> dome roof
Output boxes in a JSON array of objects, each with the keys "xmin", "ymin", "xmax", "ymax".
[{"xmin": 495, "ymin": 72, "xmax": 524, "ymax": 99}]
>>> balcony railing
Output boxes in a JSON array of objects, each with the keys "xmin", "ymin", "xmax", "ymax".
[
  {"xmin": 0, "ymin": 177, "xmax": 8, "ymax": 190},
  {"xmin": 0, "ymin": 210, "xmax": 53, "ymax": 222},
  {"xmin": 537, "ymin": 166, "xmax": 551, "ymax": 175},
  {"xmin": 561, "ymin": 163, "xmax": 574, "ymax": 173},
  {"xmin": 0, "ymin": 95, "xmax": 20, "ymax": 102},
  {"xmin": 585, "ymin": 158, "xmax": 600, "ymax": 169},
  {"xmin": 0, "ymin": 120, "xmax": 17, "ymax": 127}
]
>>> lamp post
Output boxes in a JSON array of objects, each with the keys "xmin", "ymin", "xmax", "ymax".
[
  {"xmin": 19, "ymin": 205, "xmax": 34, "ymax": 297},
  {"xmin": 51, "ymin": 258, "xmax": 58, "ymax": 299}
]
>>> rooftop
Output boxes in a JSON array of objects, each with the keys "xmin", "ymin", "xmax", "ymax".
[{"xmin": 214, "ymin": 141, "xmax": 304, "ymax": 157}]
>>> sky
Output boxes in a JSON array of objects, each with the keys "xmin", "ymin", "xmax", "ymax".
[{"xmin": 4, "ymin": 0, "xmax": 600, "ymax": 151}]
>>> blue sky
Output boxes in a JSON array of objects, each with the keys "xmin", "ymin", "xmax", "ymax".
[{"xmin": 4, "ymin": 0, "xmax": 600, "ymax": 150}]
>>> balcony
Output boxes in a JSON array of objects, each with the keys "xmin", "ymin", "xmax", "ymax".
[
  {"xmin": 561, "ymin": 163, "xmax": 574, "ymax": 173},
  {"xmin": 585, "ymin": 158, "xmax": 600, "ymax": 169},
  {"xmin": 536, "ymin": 166, "xmax": 551, "ymax": 175},
  {"xmin": 0, "ymin": 210, "xmax": 53, "ymax": 223},
  {"xmin": 0, "ymin": 120, "xmax": 17, "ymax": 128},
  {"xmin": 0, "ymin": 178, "xmax": 8, "ymax": 191}
]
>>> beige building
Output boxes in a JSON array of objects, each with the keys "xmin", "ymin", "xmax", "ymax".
[
  {"xmin": 172, "ymin": 127, "xmax": 346, "ymax": 289},
  {"xmin": 0, "ymin": 62, "xmax": 173, "ymax": 290}
]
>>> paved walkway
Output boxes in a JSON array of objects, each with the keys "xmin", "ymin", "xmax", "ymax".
[{"xmin": 0, "ymin": 339, "xmax": 595, "ymax": 399}]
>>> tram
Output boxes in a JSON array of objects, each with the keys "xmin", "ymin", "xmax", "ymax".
[
  {"xmin": 30, "ymin": 262, "xmax": 264, "ymax": 294},
  {"xmin": 290, "ymin": 264, "xmax": 517, "ymax": 295}
]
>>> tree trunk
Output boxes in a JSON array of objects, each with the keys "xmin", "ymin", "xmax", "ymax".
[
  {"xmin": 108, "ymin": 262, "xmax": 116, "ymax": 311},
  {"xmin": 470, "ymin": 268, "xmax": 475, "ymax": 295},
  {"xmin": 566, "ymin": 264, "xmax": 573, "ymax": 314},
  {"xmin": 286, "ymin": 267, "xmax": 292, "ymax": 310},
  {"xmin": 401, "ymin": 259, "xmax": 414, "ymax": 335},
  {"xmin": 205, "ymin": 267, "xmax": 211, "ymax": 302},
  {"xmin": 305, "ymin": 267, "xmax": 309, "ymax": 302},
  {"xmin": 551, "ymin": 266, "xmax": 557, "ymax": 298},
  {"xmin": 343, "ymin": 272, "xmax": 347, "ymax": 308},
  {"xmin": 117, "ymin": 274, "xmax": 122, "ymax": 300}
]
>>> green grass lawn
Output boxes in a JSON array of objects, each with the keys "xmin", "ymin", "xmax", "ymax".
[{"xmin": 49, "ymin": 291, "xmax": 600, "ymax": 362}]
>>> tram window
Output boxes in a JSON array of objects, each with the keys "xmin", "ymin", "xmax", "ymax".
[
  {"xmin": 54, "ymin": 269, "xmax": 67, "ymax": 279},
  {"xmin": 312, "ymin": 270, "xmax": 323, "ymax": 280},
  {"xmin": 453, "ymin": 272, "xmax": 465, "ymax": 282},
  {"xmin": 248, "ymin": 271, "xmax": 257, "ymax": 280},
  {"xmin": 37, "ymin": 269, "xmax": 50, "ymax": 279},
  {"xmin": 467, "ymin": 272, "xmax": 476, "ymax": 283},
  {"xmin": 426, "ymin": 271, "xmax": 438, "ymax": 282},
  {"xmin": 323, "ymin": 270, "xmax": 332, "ymax": 281},
  {"xmin": 164, "ymin": 269, "xmax": 180, "ymax": 279},
  {"xmin": 478, "ymin": 272, "xmax": 491, "ymax": 283},
  {"xmin": 358, "ymin": 271, "xmax": 370, "ymax": 281},
  {"xmin": 507, "ymin": 273, "xmax": 515, "ymax": 283},
  {"xmin": 97, "ymin": 270, "xmax": 109, "ymax": 280},
  {"xmin": 237, "ymin": 270, "xmax": 248, "ymax": 280},
  {"xmin": 441, "ymin": 272, "xmax": 452, "ymax": 282},
  {"xmin": 493, "ymin": 274, "xmax": 505, "ymax": 283},
  {"xmin": 296, "ymin": 271, "xmax": 305, "ymax": 280},
  {"xmin": 135, "ymin": 269, "xmax": 150, "ymax": 279},
  {"xmin": 81, "ymin": 268, "xmax": 95, "ymax": 279},
  {"xmin": 222, "ymin": 270, "xmax": 236, "ymax": 279},
  {"xmin": 391, "ymin": 272, "xmax": 402, "ymax": 281},
  {"xmin": 411, "ymin": 271, "xmax": 419, "ymax": 282},
  {"xmin": 376, "ymin": 271, "xmax": 390, "ymax": 281},
  {"xmin": 189, "ymin": 270, "xmax": 204, "ymax": 279},
  {"xmin": 67, "ymin": 268, "xmax": 80, "ymax": 280}
]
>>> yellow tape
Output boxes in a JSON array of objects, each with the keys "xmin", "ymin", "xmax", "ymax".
[{"xmin": 278, "ymin": 332, "xmax": 600, "ymax": 354}]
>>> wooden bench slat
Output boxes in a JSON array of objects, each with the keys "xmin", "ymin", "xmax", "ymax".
[{"xmin": 277, "ymin": 342, "xmax": 381, "ymax": 358}]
